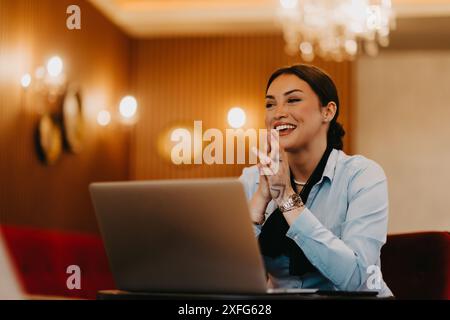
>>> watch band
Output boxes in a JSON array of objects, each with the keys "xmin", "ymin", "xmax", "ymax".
[{"xmin": 279, "ymin": 193, "xmax": 304, "ymax": 213}]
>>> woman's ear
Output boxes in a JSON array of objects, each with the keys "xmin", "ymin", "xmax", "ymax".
[{"xmin": 322, "ymin": 102, "xmax": 337, "ymax": 123}]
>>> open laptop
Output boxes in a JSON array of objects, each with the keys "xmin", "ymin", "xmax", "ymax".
[{"xmin": 90, "ymin": 178, "xmax": 317, "ymax": 295}]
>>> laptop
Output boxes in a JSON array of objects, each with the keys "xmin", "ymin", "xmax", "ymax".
[
  {"xmin": 90, "ymin": 178, "xmax": 319, "ymax": 295},
  {"xmin": 0, "ymin": 231, "xmax": 25, "ymax": 300}
]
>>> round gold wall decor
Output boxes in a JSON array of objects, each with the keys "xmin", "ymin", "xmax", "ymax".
[
  {"xmin": 36, "ymin": 113, "xmax": 63, "ymax": 165},
  {"xmin": 62, "ymin": 86, "xmax": 83, "ymax": 153}
]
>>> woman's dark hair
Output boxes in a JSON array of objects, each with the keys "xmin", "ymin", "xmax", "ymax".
[{"xmin": 266, "ymin": 64, "xmax": 345, "ymax": 150}]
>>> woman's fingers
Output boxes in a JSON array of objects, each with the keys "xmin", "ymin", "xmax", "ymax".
[
  {"xmin": 258, "ymin": 162, "xmax": 274, "ymax": 177},
  {"xmin": 251, "ymin": 146, "xmax": 268, "ymax": 164},
  {"xmin": 267, "ymin": 130, "xmax": 284, "ymax": 174},
  {"xmin": 256, "ymin": 164, "xmax": 269, "ymax": 182},
  {"xmin": 252, "ymin": 147, "xmax": 275, "ymax": 176},
  {"xmin": 269, "ymin": 130, "xmax": 280, "ymax": 163},
  {"xmin": 266, "ymin": 129, "xmax": 273, "ymax": 155}
]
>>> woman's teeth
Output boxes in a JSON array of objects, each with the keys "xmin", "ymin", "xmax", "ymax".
[{"xmin": 275, "ymin": 124, "xmax": 297, "ymax": 131}]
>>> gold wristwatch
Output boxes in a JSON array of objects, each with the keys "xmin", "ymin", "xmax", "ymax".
[{"xmin": 279, "ymin": 193, "xmax": 304, "ymax": 213}]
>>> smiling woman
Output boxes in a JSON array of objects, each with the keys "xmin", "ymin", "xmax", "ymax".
[
  {"xmin": 239, "ymin": 64, "xmax": 393, "ymax": 297},
  {"xmin": 264, "ymin": 65, "xmax": 345, "ymax": 153}
]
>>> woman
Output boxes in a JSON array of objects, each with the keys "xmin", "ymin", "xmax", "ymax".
[{"xmin": 239, "ymin": 64, "xmax": 393, "ymax": 297}]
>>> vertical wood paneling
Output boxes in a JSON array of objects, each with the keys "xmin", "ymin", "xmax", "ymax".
[
  {"xmin": 0, "ymin": 0, "xmax": 131, "ymax": 233},
  {"xmin": 0, "ymin": 2, "xmax": 354, "ymax": 232},
  {"xmin": 131, "ymin": 35, "xmax": 354, "ymax": 180}
]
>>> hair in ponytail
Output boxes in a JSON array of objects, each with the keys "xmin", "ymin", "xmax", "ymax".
[
  {"xmin": 327, "ymin": 121, "xmax": 345, "ymax": 150},
  {"xmin": 266, "ymin": 64, "xmax": 345, "ymax": 150}
]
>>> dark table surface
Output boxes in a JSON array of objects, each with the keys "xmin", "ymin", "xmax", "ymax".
[{"xmin": 97, "ymin": 290, "xmax": 388, "ymax": 300}]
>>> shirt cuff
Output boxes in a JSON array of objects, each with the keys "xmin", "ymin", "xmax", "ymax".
[
  {"xmin": 286, "ymin": 207, "xmax": 322, "ymax": 241},
  {"xmin": 253, "ymin": 224, "xmax": 262, "ymax": 238}
]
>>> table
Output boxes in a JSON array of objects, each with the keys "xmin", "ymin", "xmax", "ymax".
[{"xmin": 97, "ymin": 290, "xmax": 388, "ymax": 300}]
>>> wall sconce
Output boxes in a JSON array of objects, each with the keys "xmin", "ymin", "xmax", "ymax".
[
  {"xmin": 119, "ymin": 95, "xmax": 138, "ymax": 124},
  {"xmin": 42, "ymin": 56, "xmax": 67, "ymax": 102},
  {"xmin": 47, "ymin": 56, "xmax": 63, "ymax": 77},
  {"xmin": 156, "ymin": 122, "xmax": 202, "ymax": 165},
  {"xmin": 21, "ymin": 55, "xmax": 138, "ymax": 164},
  {"xmin": 21, "ymin": 73, "xmax": 32, "ymax": 88},
  {"xmin": 21, "ymin": 55, "xmax": 81, "ymax": 165},
  {"xmin": 227, "ymin": 107, "xmax": 246, "ymax": 129},
  {"xmin": 35, "ymin": 113, "xmax": 63, "ymax": 166},
  {"xmin": 97, "ymin": 110, "xmax": 111, "ymax": 127},
  {"xmin": 21, "ymin": 55, "xmax": 67, "ymax": 105}
]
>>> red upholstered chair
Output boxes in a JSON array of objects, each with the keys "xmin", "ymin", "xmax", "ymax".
[
  {"xmin": 1, "ymin": 225, "xmax": 115, "ymax": 300},
  {"xmin": 3, "ymin": 225, "xmax": 448, "ymax": 300},
  {"xmin": 381, "ymin": 232, "xmax": 450, "ymax": 299}
]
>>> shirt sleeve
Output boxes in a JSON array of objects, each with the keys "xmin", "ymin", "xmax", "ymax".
[
  {"xmin": 286, "ymin": 161, "xmax": 389, "ymax": 291},
  {"xmin": 238, "ymin": 166, "xmax": 262, "ymax": 238}
]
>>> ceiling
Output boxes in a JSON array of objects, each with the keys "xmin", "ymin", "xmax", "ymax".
[{"xmin": 89, "ymin": 0, "xmax": 450, "ymax": 41}]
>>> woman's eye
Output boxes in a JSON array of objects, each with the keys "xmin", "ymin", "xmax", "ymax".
[
  {"xmin": 287, "ymin": 98, "xmax": 301, "ymax": 103},
  {"xmin": 265, "ymin": 102, "xmax": 275, "ymax": 109}
]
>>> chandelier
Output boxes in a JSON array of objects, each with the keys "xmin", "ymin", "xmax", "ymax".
[{"xmin": 277, "ymin": 0, "xmax": 396, "ymax": 61}]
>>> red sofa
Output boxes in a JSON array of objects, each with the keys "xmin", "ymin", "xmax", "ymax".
[
  {"xmin": 381, "ymin": 231, "xmax": 450, "ymax": 299},
  {"xmin": 2, "ymin": 225, "xmax": 449, "ymax": 300},
  {"xmin": 1, "ymin": 225, "xmax": 115, "ymax": 299}
]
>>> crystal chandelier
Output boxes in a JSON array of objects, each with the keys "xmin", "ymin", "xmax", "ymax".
[{"xmin": 277, "ymin": 0, "xmax": 396, "ymax": 61}]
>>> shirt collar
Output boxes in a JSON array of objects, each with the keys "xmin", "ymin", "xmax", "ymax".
[{"xmin": 322, "ymin": 148, "xmax": 338, "ymax": 183}]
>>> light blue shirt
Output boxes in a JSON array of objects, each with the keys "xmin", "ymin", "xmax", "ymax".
[{"xmin": 239, "ymin": 149, "xmax": 393, "ymax": 297}]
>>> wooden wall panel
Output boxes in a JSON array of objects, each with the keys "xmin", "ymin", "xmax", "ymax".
[
  {"xmin": 130, "ymin": 35, "xmax": 353, "ymax": 180},
  {"xmin": 0, "ymin": 1, "xmax": 354, "ymax": 233},
  {"xmin": 0, "ymin": 0, "xmax": 131, "ymax": 233}
]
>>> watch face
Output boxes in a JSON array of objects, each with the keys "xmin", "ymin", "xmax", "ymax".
[
  {"xmin": 281, "ymin": 193, "xmax": 302, "ymax": 212},
  {"xmin": 62, "ymin": 87, "xmax": 83, "ymax": 153}
]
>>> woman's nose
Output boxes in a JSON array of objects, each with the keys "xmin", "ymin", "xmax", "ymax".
[{"xmin": 273, "ymin": 104, "xmax": 288, "ymax": 119}]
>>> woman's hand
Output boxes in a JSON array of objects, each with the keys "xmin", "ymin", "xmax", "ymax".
[
  {"xmin": 256, "ymin": 163, "xmax": 272, "ymax": 202},
  {"xmin": 255, "ymin": 130, "xmax": 296, "ymax": 208},
  {"xmin": 249, "ymin": 166, "xmax": 271, "ymax": 225}
]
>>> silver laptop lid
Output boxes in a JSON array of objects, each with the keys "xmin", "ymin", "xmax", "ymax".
[{"xmin": 90, "ymin": 178, "xmax": 267, "ymax": 294}]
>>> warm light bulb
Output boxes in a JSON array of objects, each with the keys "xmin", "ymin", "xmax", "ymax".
[
  {"xmin": 97, "ymin": 110, "xmax": 111, "ymax": 127},
  {"xmin": 227, "ymin": 107, "xmax": 246, "ymax": 129},
  {"xmin": 119, "ymin": 96, "xmax": 138, "ymax": 119},
  {"xmin": 47, "ymin": 56, "xmax": 63, "ymax": 77},
  {"xmin": 21, "ymin": 73, "xmax": 31, "ymax": 88},
  {"xmin": 299, "ymin": 41, "xmax": 313, "ymax": 55},
  {"xmin": 280, "ymin": 0, "xmax": 298, "ymax": 9}
]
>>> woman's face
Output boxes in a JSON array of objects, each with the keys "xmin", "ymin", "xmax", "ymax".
[{"xmin": 265, "ymin": 74, "xmax": 329, "ymax": 152}]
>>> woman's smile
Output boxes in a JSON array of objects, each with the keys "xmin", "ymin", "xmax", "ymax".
[{"xmin": 273, "ymin": 121, "xmax": 298, "ymax": 137}]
